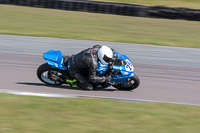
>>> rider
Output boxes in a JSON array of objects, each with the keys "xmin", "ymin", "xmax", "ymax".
[{"xmin": 67, "ymin": 45, "xmax": 115, "ymax": 90}]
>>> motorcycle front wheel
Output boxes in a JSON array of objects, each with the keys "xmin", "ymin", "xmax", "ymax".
[
  {"xmin": 112, "ymin": 74, "xmax": 140, "ymax": 91},
  {"xmin": 37, "ymin": 63, "xmax": 64, "ymax": 85}
]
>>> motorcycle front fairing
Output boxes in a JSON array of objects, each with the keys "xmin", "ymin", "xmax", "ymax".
[
  {"xmin": 112, "ymin": 52, "xmax": 135, "ymax": 86},
  {"xmin": 43, "ymin": 50, "xmax": 67, "ymax": 70},
  {"xmin": 96, "ymin": 51, "xmax": 135, "ymax": 86}
]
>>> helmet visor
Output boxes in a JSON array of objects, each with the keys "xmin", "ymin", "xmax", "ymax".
[{"xmin": 103, "ymin": 55, "xmax": 111, "ymax": 63}]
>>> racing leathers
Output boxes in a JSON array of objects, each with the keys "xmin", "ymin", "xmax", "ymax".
[{"xmin": 68, "ymin": 45, "xmax": 112, "ymax": 90}]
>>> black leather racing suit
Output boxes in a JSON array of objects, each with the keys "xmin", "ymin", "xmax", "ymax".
[{"xmin": 68, "ymin": 45, "xmax": 111, "ymax": 90}]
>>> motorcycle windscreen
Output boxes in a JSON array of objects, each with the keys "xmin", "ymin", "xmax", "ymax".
[{"xmin": 43, "ymin": 50, "xmax": 67, "ymax": 70}]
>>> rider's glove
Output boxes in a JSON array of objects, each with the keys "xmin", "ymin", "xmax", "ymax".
[{"xmin": 105, "ymin": 75, "xmax": 111, "ymax": 83}]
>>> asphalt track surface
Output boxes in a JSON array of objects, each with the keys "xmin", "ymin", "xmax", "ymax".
[{"xmin": 0, "ymin": 34, "xmax": 200, "ymax": 105}]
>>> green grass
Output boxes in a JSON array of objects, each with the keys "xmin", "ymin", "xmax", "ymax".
[
  {"xmin": 0, "ymin": 93, "xmax": 200, "ymax": 133},
  {"xmin": 0, "ymin": 5, "xmax": 200, "ymax": 48},
  {"xmin": 93, "ymin": 0, "xmax": 200, "ymax": 9}
]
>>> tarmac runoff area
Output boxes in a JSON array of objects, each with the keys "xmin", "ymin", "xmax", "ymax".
[{"xmin": 0, "ymin": 34, "xmax": 200, "ymax": 106}]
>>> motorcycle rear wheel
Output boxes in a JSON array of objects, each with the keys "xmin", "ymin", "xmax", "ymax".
[
  {"xmin": 112, "ymin": 74, "xmax": 140, "ymax": 91},
  {"xmin": 37, "ymin": 63, "xmax": 64, "ymax": 85}
]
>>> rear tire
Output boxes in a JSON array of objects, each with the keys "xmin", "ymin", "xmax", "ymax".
[
  {"xmin": 37, "ymin": 63, "xmax": 64, "ymax": 85},
  {"xmin": 112, "ymin": 74, "xmax": 140, "ymax": 91}
]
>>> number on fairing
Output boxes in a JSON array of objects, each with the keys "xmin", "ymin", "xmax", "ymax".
[{"xmin": 125, "ymin": 59, "xmax": 134, "ymax": 72}]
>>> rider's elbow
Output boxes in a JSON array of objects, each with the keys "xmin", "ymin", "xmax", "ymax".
[{"xmin": 89, "ymin": 75, "xmax": 105, "ymax": 83}]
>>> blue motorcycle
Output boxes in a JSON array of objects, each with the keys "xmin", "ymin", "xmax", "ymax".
[{"xmin": 37, "ymin": 50, "xmax": 140, "ymax": 91}]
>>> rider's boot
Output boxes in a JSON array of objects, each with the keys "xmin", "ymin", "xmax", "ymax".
[{"xmin": 66, "ymin": 79, "xmax": 78, "ymax": 87}]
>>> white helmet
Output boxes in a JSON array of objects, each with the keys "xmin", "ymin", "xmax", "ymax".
[{"xmin": 97, "ymin": 46, "xmax": 113, "ymax": 65}]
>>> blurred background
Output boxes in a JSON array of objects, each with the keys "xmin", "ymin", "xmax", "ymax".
[{"xmin": 0, "ymin": 0, "xmax": 200, "ymax": 48}]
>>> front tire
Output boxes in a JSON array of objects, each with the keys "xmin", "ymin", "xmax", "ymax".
[
  {"xmin": 37, "ymin": 63, "xmax": 64, "ymax": 85},
  {"xmin": 112, "ymin": 74, "xmax": 140, "ymax": 91}
]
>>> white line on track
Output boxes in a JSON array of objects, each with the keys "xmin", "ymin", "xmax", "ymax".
[{"xmin": 1, "ymin": 89, "xmax": 199, "ymax": 106}]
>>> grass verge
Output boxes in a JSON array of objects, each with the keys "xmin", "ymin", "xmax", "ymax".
[
  {"xmin": 93, "ymin": 0, "xmax": 200, "ymax": 9},
  {"xmin": 0, "ymin": 93, "xmax": 200, "ymax": 133},
  {"xmin": 0, "ymin": 5, "xmax": 200, "ymax": 48}
]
